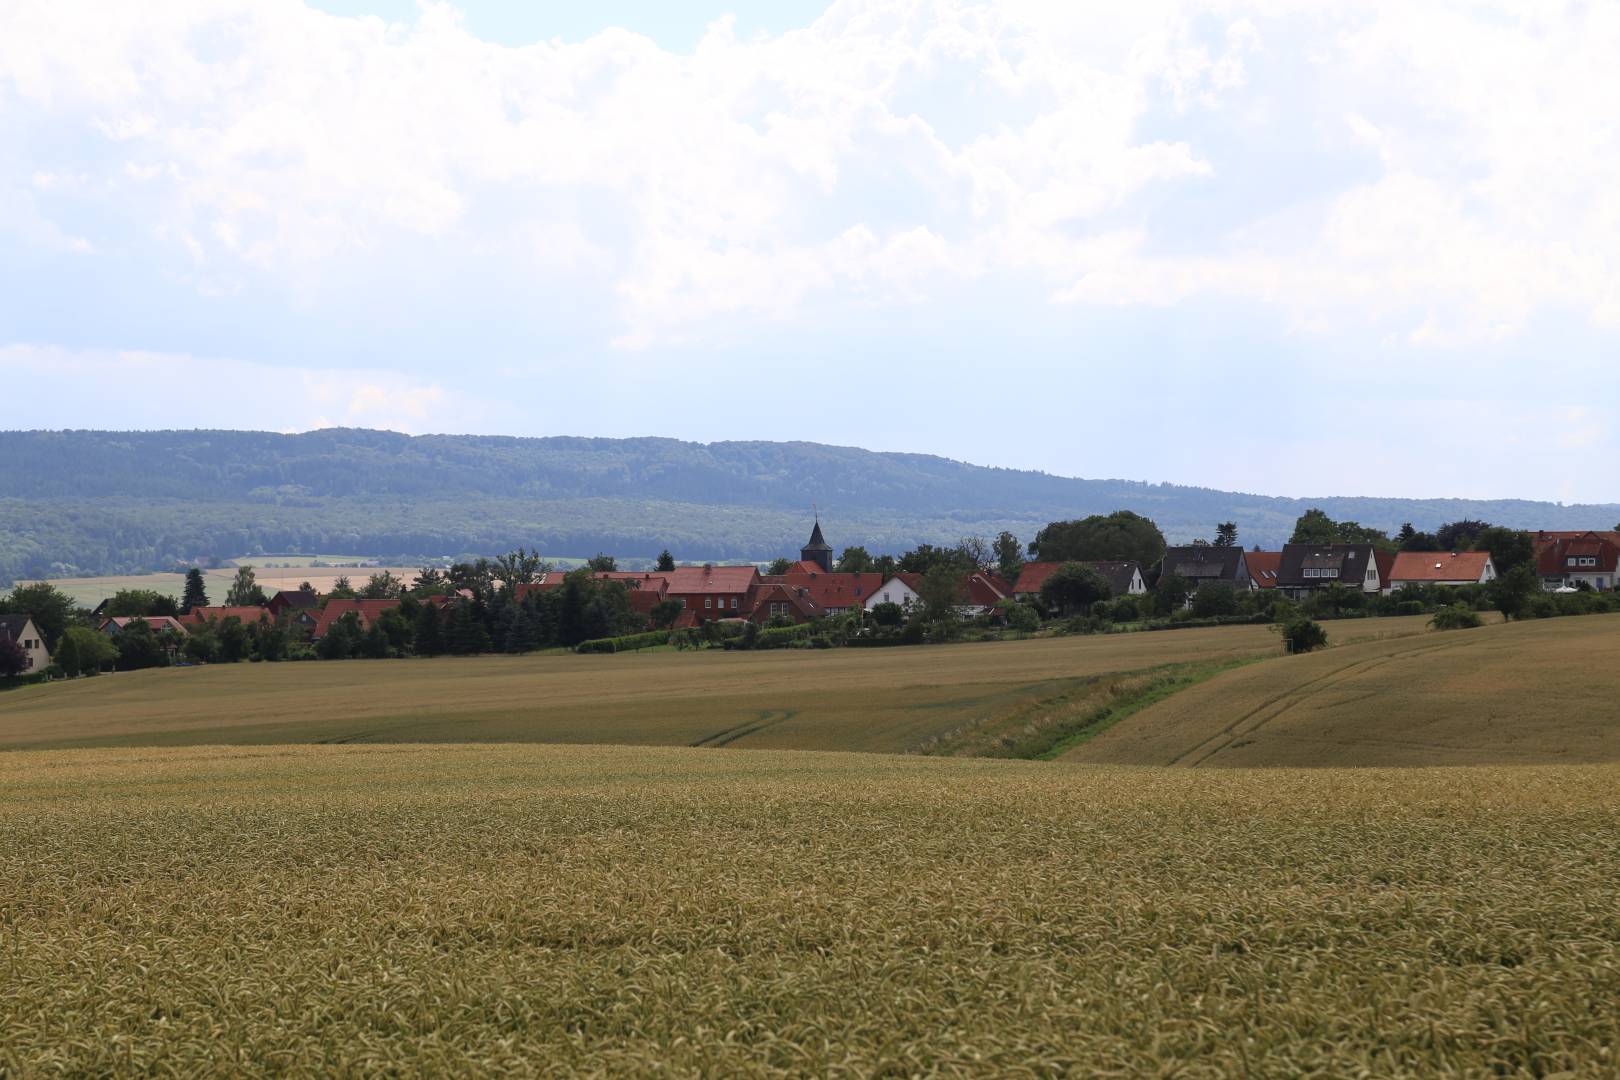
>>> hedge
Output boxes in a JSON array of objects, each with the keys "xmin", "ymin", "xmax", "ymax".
[
  {"xmin": 576, "ymin": 630, "xmax": 671, "ymax": 654},
  {"xmin": 752, "ymin": 623, "xmax": 816, "ymax": 649}
]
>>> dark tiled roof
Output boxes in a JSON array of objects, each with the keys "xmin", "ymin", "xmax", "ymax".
[
  {"xmin": 1276, "ymin": 544, "xmax": 1377, "ymax": 588},
  {"xmin": 1162, "ymin": 546, "xmax": 1247, "ymax": 583}
]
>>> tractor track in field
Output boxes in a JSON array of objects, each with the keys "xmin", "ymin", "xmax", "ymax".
[
  {"xmin": 1170, "ymin": 637, "xmax": 1468, "ymax": 768},
  {"xmin": 690, "ymin": 711, "xmax": 795, "ymax": 749}
]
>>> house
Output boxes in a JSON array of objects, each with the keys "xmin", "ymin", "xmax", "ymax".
[
  {"xmin": 759, "ymin": 569, "xmax": 888, "ymax": 615},
  {"xmin": 1386, "ymin": 551, "xmax": 1497, "ymax": 592},
  {"xmin": 311, "ymin": 599, "xmax": 403, "ymax": 639},
  {"xmin": 0, "ymin": 614, "xmax": 50, "ymax": 673},
  {"xmin": 1159, "ymin": 547, "xmax": 1253, "ymax": 593},
  {"xmin": 1533, "ymin": 532, "xmax": 1619, "ymax": 591},
  {"xmin": 1275, "ymin": 544, "xmax": 1384, "ymax": 599},
  {"xmin": 748, "ymin": 581, "xmax": 823, "ymax": 624},
  {"xmin": 1012, "ymin": 561, "xmax": 1147, "ymax": 601},
  {"xmin": 178, "ymin": 605, "xmax": 273, "ymax": 629},
  {"xmin": 959, "ymin": 571, "xmax": 1014, "ymax": 616},
  {"xmin": 97, "ymin": 615, "xmax": 189, "ymax": 636},
  {"xmin": 665, "ymin": 564, "xmax": 761, "ymax": 622},
  {"xmin": 267, "ymin": 590, "xmax": 321, "ymax": 618},
  {"xmin": 1246, "ymin": 551, "xmax": 1282, "ymax": 590},
  {"xmin": 865, "ymin": 572, "xmax": 924, "ymax": 611}
]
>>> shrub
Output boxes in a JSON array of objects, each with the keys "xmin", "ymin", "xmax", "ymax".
[
  {"xmin": 576, "ymin": 630, "xmax": 670, "ymax": 654},
  {"xmin": 1277, "ymin": 615, "xmax": 1328, "ymax": 654},
  {"xmin": 1429, "ymin": 605, "xmax": 1482, "ymax": 631},
  {"xmin": 1107, "ymin": 595, "xmax": 1141, "ymax": 623},
  {"xmin": 870, "ymin": 602, "xmax": 904, "ymax": 628},
  {"xmin": 754, "ymin": 623, "xmax": 815, "ymax": 649},
  {"xmin": 1395, "ymin": 600, "xmax": 1425, "ymax": 616},
  {"xmin": 1002, "ymin": 603, "xmax": 1039, "ymax": 633},
  {"xmin": 1191, "ymin": 584, "xmax": 1239, "ymax": 618}
]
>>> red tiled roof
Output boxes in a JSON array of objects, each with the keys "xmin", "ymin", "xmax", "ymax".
[
  {"xmin": 179, "ymin": 605, "xmax": 272, "ymax": 627},
  {"xmin": 1535, "ymin": 534, "xmax": 1619, "ymax": 576},
  {"xmin": 1012, "ymin": 562, "xmax": 1062, "ymax": 595},
  {"xmin": 1246, "ymin": 551, "xmax": 1282, "ymax": 589},
  {"xmin": 1388, "ymin": 551, "xmax": 1493, "ymax": 583},
  {"xmin": 1375, "ymin": 549, "xmax": 1395, "ymax": 588},
  {"xmin": 757, "ymin": 571, "xmax": 887, "ymax": 611},
  {"xmin": 667, "ymin": 565, "xmax": 759, "ymax": 595},
  {"xmin": 749, "ymin": 581, "xmax": 822, "ymax": 623},
  {"xmin": 312, "ymin": 599, "xmax": 402, "ymax": 638},
  {"xmin": 99, "ymin": 615, "xmax": 188, "ymax": 634},
  {"xmin": 962, "ymin": 572, "xmax": 1010, "ymax": 608}
]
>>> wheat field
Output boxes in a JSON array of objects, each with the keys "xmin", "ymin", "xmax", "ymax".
[{"xmin": 1, "ymin": 744, "xmax": 1617, "ymax": 1076}]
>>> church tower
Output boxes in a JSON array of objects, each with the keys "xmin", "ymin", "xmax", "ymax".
[{"xmin": 801, "ymin": 519, "xmax": 833, "ymax": 573}]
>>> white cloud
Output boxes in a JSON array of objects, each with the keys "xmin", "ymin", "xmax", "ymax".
[{"xmin": 0, "ymin": 343, "xmax": 493, "ymax": 435}]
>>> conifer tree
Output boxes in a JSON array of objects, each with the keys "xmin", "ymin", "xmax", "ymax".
[{"xmin": 181, "ymin": 568, "xmax": 209, "ymax": 614}]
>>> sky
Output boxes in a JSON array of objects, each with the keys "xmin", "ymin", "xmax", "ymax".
[{"xmin": 2, "ymin": 0, "xmax": 1617, "ymax": 504}]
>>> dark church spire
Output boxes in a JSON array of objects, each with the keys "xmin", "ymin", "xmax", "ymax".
[{"xmin": 801, "ymin": 516, "xmax": 833, "ymax": 572}]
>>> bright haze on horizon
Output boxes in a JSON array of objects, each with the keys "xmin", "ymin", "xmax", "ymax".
[{"xmin": 1, "ymin": 1, "xmax": 1614, "ymax": 504}]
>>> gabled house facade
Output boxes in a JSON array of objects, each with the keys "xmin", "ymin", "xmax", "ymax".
[
  {"xmin": 0, "ymin": 614, "xmax": 50, "ymax": 673},
  {"xmin": 267, "ymin": 590, "xmax": 321, "ymax": 618},
  {"xmin": 1275, "ymin": 544, "xmax": 1383, "ymax": 599},
  {"xmin": 178, "ymin": 605, "xmax": 273, "ymax": 630},
  {"xmin": 1533, "ymin": 532, "xmax": 1619, "ymax": 591},
  {"xmin": 311, "ymin": 599, "xmax": 402, "ymax": 639},
  {"xmin": 749, "ymin": 582, "xmax": 822, "ymax": 624},
  {"xmin": 1386, "ymin": 551, "xmax": 1496, "ymax": 592},
  {"xmin": 759, "ymin": 569, "xmax": 888, "ymax": 615},
  {"xmin": 666, "ymin": 565, "xmax": 761, "ymax": 623},
  {"xmin": 1246, "ymin": 550, "xmax": 1282, "ymax": 590},
  {"xmin": 865, "ymin": 573, "xmax": 923, "ymax": 611}
]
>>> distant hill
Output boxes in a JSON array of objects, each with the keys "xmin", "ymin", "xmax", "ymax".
[{"xmin": 1, "ymin": 428, "xmax": 1616, "ymax": 582}]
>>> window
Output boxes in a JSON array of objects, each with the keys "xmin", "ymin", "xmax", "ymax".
[
  {"xmin": 1323, "ymin": 569, "xmax": 1338, "ymax": 578},
  {"xmin": 1304, "ymin": 568, "xmax": 1317, "ymax": 578},
  {"xmin": 705, "ymin": 598, "xmax": 712, "ymax": 609},
  {"xmin": 731, "ymin": 597, "xmax": 738, "ymax": 608},
  {"xmin": 1568, "ymin": 557, "xmax": 1579, "ymax": 567}
]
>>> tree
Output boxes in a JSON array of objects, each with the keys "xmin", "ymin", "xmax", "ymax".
[
  {"xmin": 656, "ymin": 550, "xmax": 676, "ymax": 572},
  {"xmin": 504, "ymin": 604, "xmax": 540, "ymax": 654},
  {"xmin": 1277, "ymin": 615, "xmax": 1328, "ymax": 654},
  {"xmin": 1002, "ymin": 602, "xmax": 1039, "ymax": 633},
  {"xmin": 316, "ymin": 614, "xmax": 362, "ymax": 660},
  {"xmin": 650, "ymin": 599, "xmax": 684, "ymax": 630},
  {"xmin": 766, "ymin": 558, "xmax": 793, "ymax": 576},
  {"xmin": 224, "ymin": 565, "xmax": 266, "ymax": 607},
  {"xmin": 1213, "ymin": 522, "xmax": 1238, "ymax": 548},
  {"xmin": 1040, "ymin": 562, "xmax": 1112, "ymax": 615},
  {"xmin": 1029, "ymin": 512, "xmax": 1167, "ymax": 569},
  {"xmin": 414, "ymin": 603, "xmax": 445, "ymax": 657},
  {"xmin": 0, "ymin": 636, "xmax": 27, "ymax": 677},
  {"xmin": 835, "ymin": 546, "xmax": 874, "ymax": 573},
  {"xmin": 993, "ymin": 531, "xmax": 1023, "ymax": 583},
  {"xmin": 872, "ymin": 554, "xmax": 897, "ymax": 578},
  {"xmin": 55, "ymin": 626, "xmax": 116, "ymax": 676},
  {"xmin": 412, "ymin": 566, "xmax": 446, "ymax": 594},
  {"xmin": 358, "ymin": 571, "xmax": 405, "ymax": 600},
  {"xmin": 1290, "ymin": 509, "xmax": 1339, "ymax": 545},
  {"xmin": 1487, "ymin": 564, "xmax": 1539, "ymax": 620},
  {"xmin": 1399, "ymin": 527, "xmax": 1441, "ymax": 551},
  {"xmin": 327, "ymin": 576, "xmax": 357, "ymax": 600},
  {"xmin": 869, "ymin": 601, "xmax": 904, "ymax": 627},
  {"xmin": 0, "ymin": 583, "xmax": 78, "ymax": 651},
  {"xmin": 956, "ymin": 536, "xmax": 993, "ymax": 571},
  {"xmin": 898, "ymin": 544, "xmax": 974, "ymax": 576},
  {"xmin": 181, "ymin": 568, "xmax": 209, "ymax": 614},
  {"xmin": 1436, "ymin": 519, "xmax": 1491, "ymax": 551},
  {"xmin": 1151, "ymin": 573, "xmax": 1191, "ymax": 616},
  {"xmin": 493, "ymin": 548, "xmax": 548, "ymax": 591},
  {"xmin": 586, "ymin": 553, "xmax": 617, "ymax": 572},
  {"xmin": 916, "ymin": 563, "xmax": 966, "ymax": 621},
  {"xmin": 1475, "ymin": 527, "xmax": 1534, "ymax": 575},
  {"xmin": 447, "ymin": 601, "xmax": 493, "ymax": 655},
  {"xmin": 1192, "ymin": 584, "xmax": 1239, "ymax": 617},
  {"xmin": 112, "ymin": 620, "xmax": 169, "ymax": 671},
  {"xmin": 103, "ymin": 589, "xmax": 179, "ymax": 618}
]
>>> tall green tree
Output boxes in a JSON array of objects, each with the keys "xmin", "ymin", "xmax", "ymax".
[
  {"xmin": 224, "ymin": 565, "xmax": 266, "ymax": 606},
  {"xmin": 656, "ymin": 550, "xmax": 676, "ymax": 572},
  {"xmin": 181, "ymin": 568, "xmax": 209, "ymax": 613},
  {"xmin": 493, "ymin": 548, "xmax": 548, "ymax": 591},
  {"xmin": 1213, "ymin": 522, "xmax": 1238, "ymax": 548},
  {"xmin": 359, "ymin": 571, "xmax": 406, "ymax": 599},
  {"xmin": 414, "ymin": 603, "xmax": 444, "ymax": 657},
  {"xmin": 915, "ymin": 563, "xmax": 966, "ymax": 622},
  {"xmin": 835, "ymin": 546, "xmax": 875, "ymax": 573},
  {"xmin": 1039, "ymin": 563, "xmax": 1112, "ymax": 615},
  {"xmin": 0, "ymin": 583, "xmax": 77, "ymax": 650},
  {"xmin": 55, "ymin": 626, "xmax": 116, "ymax": 676},
  {"xmin": 586, "ymin": 553, "xmax": 617, "ymax": 572},
  {"xmin": 1436, "ymin": 519, "xmax": 1491, "ymax": 551},
  {"xmin": 1475, "ymin": 527, "xmax": 1534, "ymax": 575},
  {"xmin": 766, "ymin": 558, "xmax": 793, "ymax": 576},
  {"xmin": 103, "ymin": 589, "xmax": 179, "ymax": 618},
  {"xmin": 1029, "ymin": 512, "xmax": 1167, "ymax": 568},
  {"xmin": 993, "ymin": 531, "xmax": 1023, "ymax": 582},
  {"xmin": 1290, "ymin": 509, "xmax": 1339, "ymax": 545}
]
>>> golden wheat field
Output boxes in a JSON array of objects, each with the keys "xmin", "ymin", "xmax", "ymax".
[
  {"xmin": 1, "ymin": 616, "xmax": 1444, "ymax": 755},
  {"xmin": 1072, "ymin": 613, "xmax": 1620, "ymax": 767},
  {"xmin": 21, "ymin": 565, "xmax": 429, "ymax": 608},
  {"xmin": 1, "ymin": 744, "xmax": 1617, "ymax": 1076}
]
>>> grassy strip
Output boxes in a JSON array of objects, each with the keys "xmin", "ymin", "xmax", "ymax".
[{"xmin": 1034, "ymin": 658, "xmax": 1258, "ymax": 761}]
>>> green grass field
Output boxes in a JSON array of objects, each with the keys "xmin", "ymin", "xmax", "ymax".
[
  {"xmin": 1, "ymin": 616, "xmax": 1444, "ymax": 754},
  {"xmin": 2, "ymin": 744, "xmax": 1616, "ymax": 1075}
]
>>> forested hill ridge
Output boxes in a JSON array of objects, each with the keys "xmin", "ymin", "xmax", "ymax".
[{"xmin": 2, "ymin": 428, "xmax": 1616, "ymax": 582}]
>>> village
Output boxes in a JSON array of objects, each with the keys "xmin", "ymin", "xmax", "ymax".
[{"xmin": 4, "ymin": 514, "xmax": 1618, "ymax": 678}]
